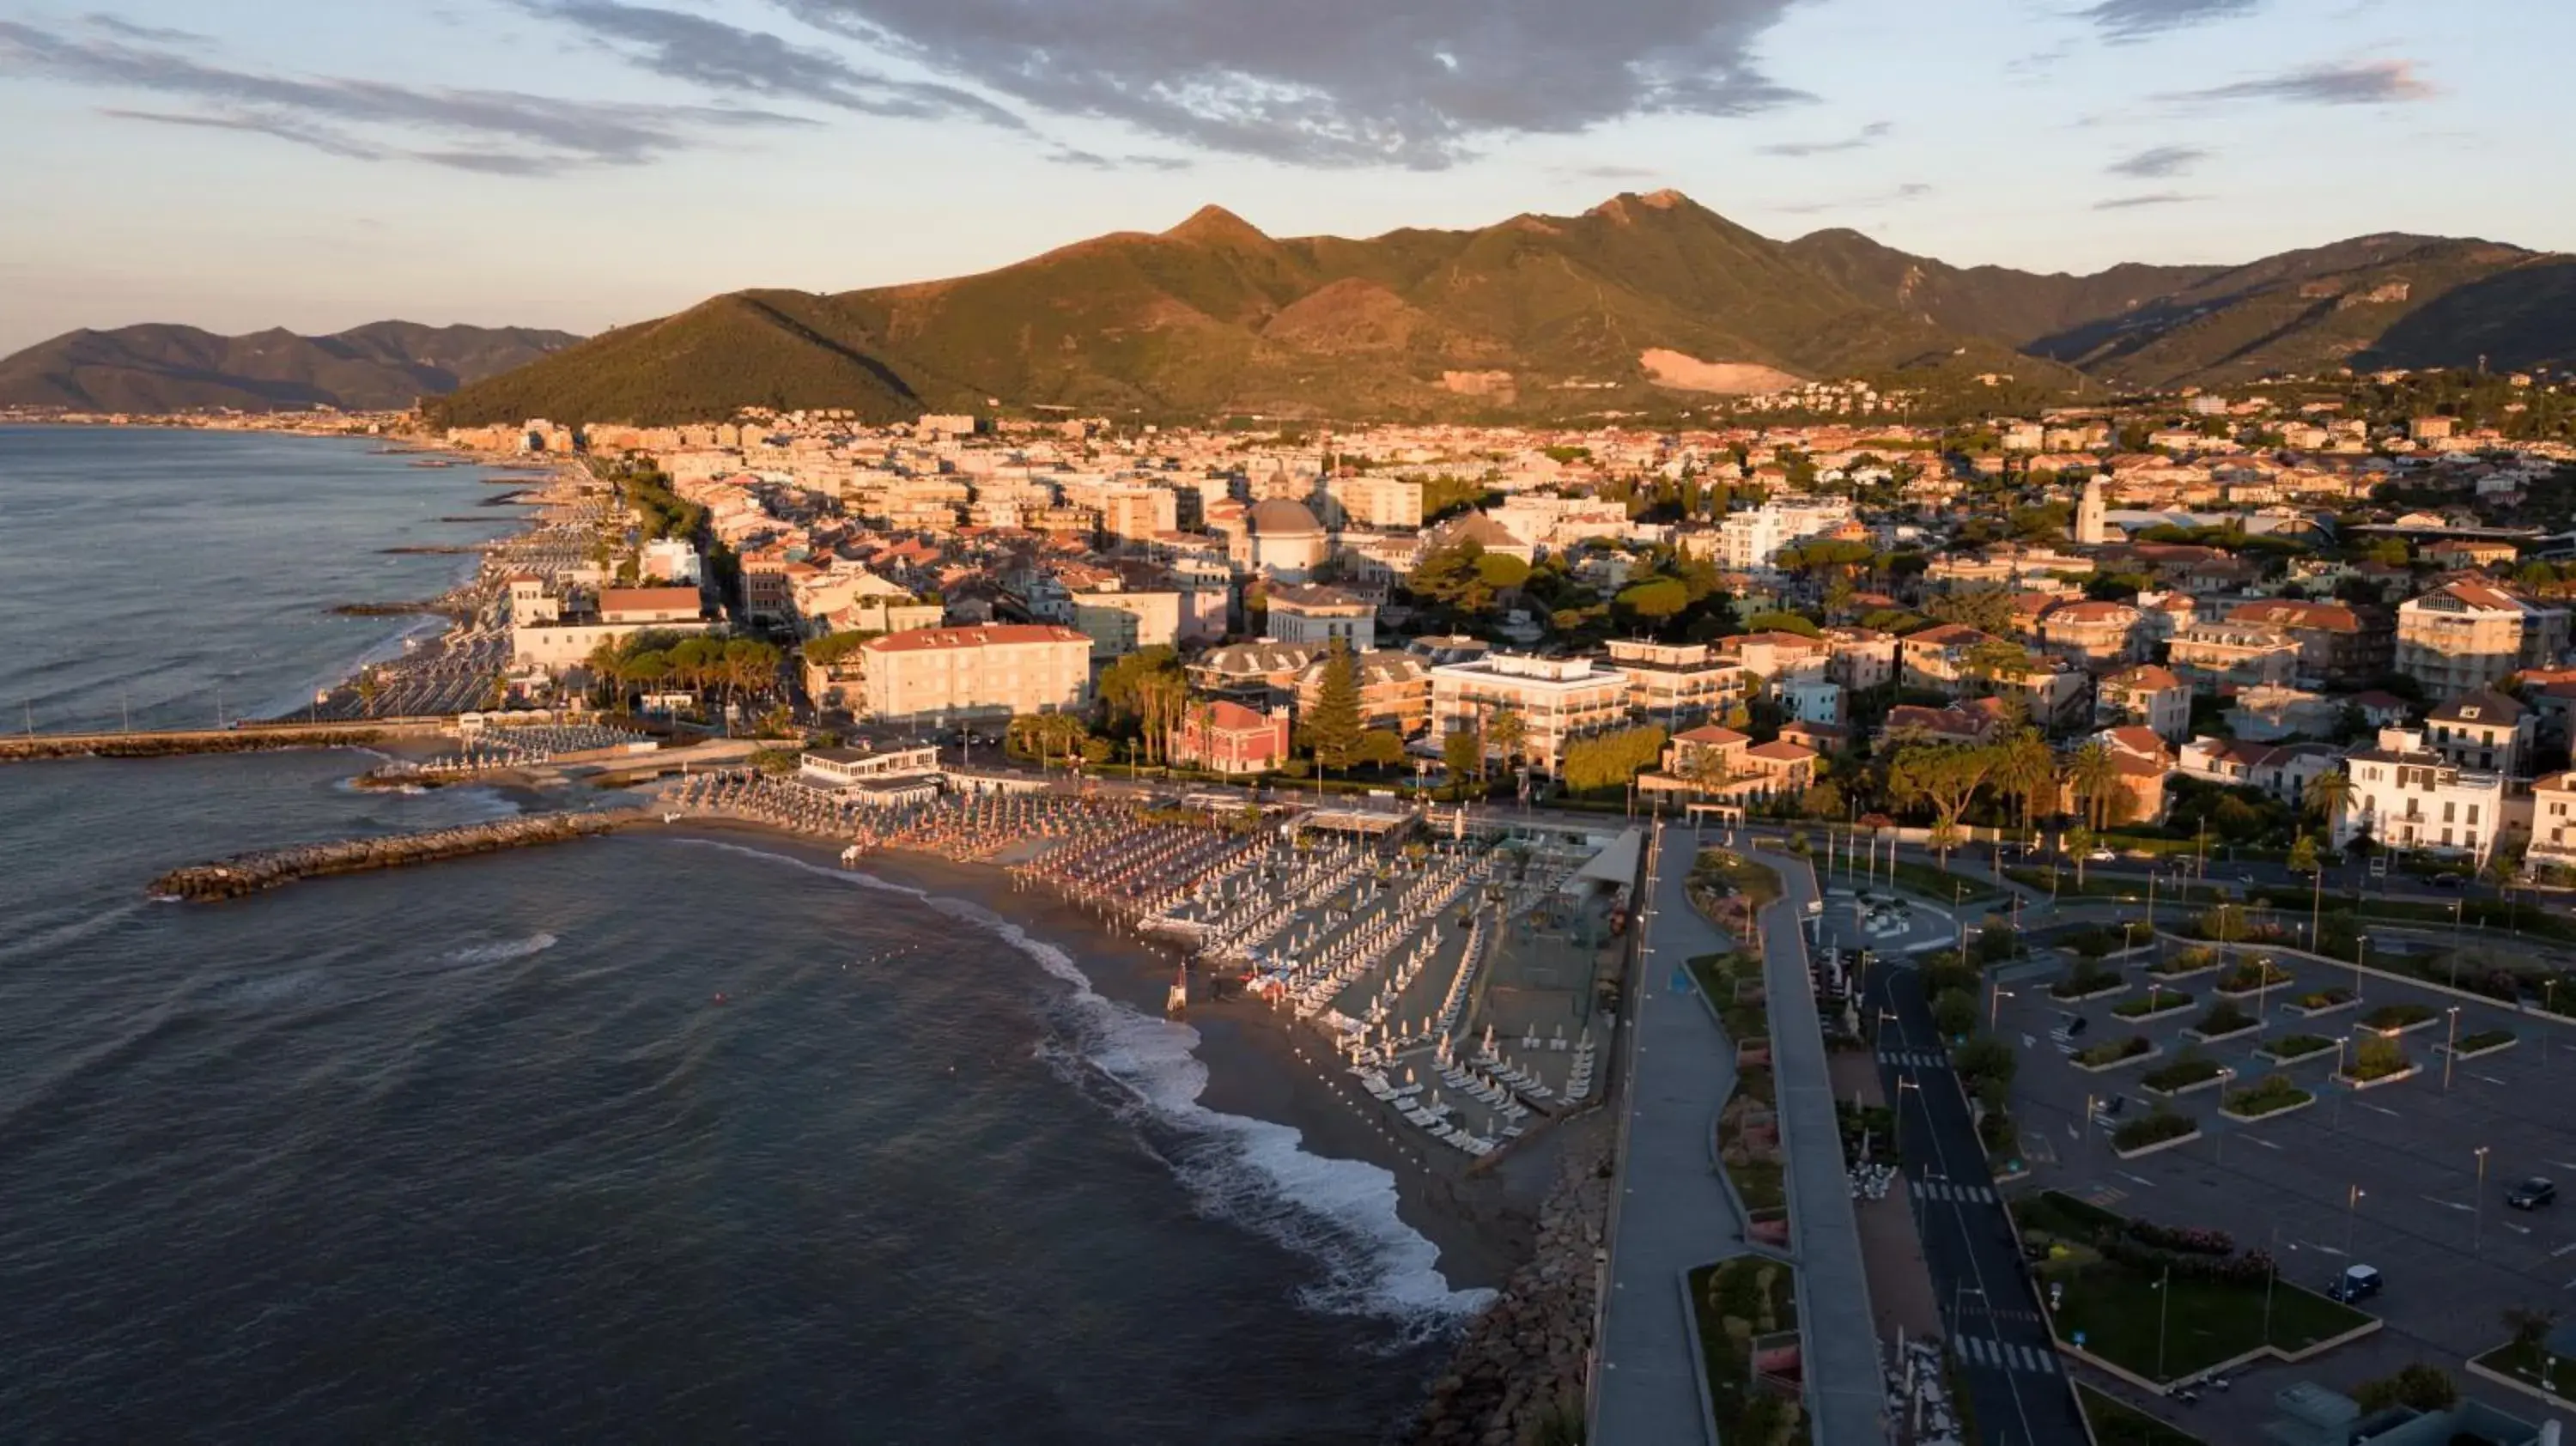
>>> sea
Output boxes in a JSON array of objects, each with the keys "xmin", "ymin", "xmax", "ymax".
[{"xmin": 0, "ymin": 428, "xmax": 1474, "ymax": 1443}]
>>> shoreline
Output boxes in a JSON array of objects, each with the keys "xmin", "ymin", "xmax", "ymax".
[{"xmin": 653, "ymin": 815, "xmax": 1546, "ymax": 1301}]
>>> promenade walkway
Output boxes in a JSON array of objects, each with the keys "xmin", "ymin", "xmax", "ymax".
[
  {"xmin": 1591, "ymin": 824, "xmax": 1743, "ymax": 1446},
  {"xmin": 1751, "ymin": 848, "xmax": 1890, "ymax": 1446}
]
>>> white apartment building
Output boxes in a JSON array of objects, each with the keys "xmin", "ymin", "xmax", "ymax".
[
  {"xmin": 1712, "ymin": 498, "xmax": 1854, "ymax": 574},
  {"xmin": 1265, "ymin": 585, "xmax": 1376, "ymax": 652},
  {"xmin": 1429, "ymin": 653, "xmax": 1631, "ymax": 779},
  {"xmin": 2397, "ymin": 580, "xmax": 2570, "ymax": 699},
  {"xmin": 859, "ymin": 624, "xmax": 1092, "ymax": 723},
  {"xmin": 1606, "ymin": 639, "xmax": 1746, "ymax": 726},
  {"xmin": 2334, "ymin": 726, "xmax": 2511, "ymax": 866},
  {"xmin": 1070, "ymin": 588, "xmax": 1182, "ymax": 659},
  {"xmin": 1323, "ymin": 475, "xmax": 1425, "ymax": 531}
]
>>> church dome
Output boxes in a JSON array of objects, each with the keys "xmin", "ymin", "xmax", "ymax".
[{"xmin": 1246, "ymin": 497, "xmax": 1323, "ymax": 536}]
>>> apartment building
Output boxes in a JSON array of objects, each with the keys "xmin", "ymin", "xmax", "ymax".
[
  {"xmin": 1606, "ymin": 639, "xmax": 1746, "ymax": 727},
  {"xmin": 2222, "ymin": 600, "xmax": 2390, "ymax": 689},
  {"xmin": 1167, "ymin": 701, "xmax": 1292, "ymax": 776},
  {"xmin": 2038, "ymin": 599, "xmax": 2146, "ymax": 665},
  {"xmin": 1323, "ymin": 474, "xmax": 1425, "ymax": 531},
  {"xmin": 1266, "ymin": 585, "xmax": 1377, "ymax": 651},
  {"xmin": 2424, "ymin": 690, "xmax": 2532, "ymax": 776},
  {"xmin": 2397, "ymin": 580, "xmax": 2570, "ymax": 699},
  {"xmin": 2334, "ymin": 726, "xmax": 2511, "ymax": 866},
  {"xmin": 858, "ymin": 624, "xmax": 1091, "ymax": 723},
  {"xmin": 1429, "ymin": 653, "xmax": 1631, "ymax": 778},
  {"xmin": 1712, "ymin": 498, "xmax": 1854, "ymax": 574},
  {"xmin": 2527, "ymin": 771, "xmax": 2576, "ymax": 874},
  {"xmin": 1822, "ymin": 627, "xmax": 1899, "ymax": 692},
  {"xmin": 2166, "ymin": 621, "xmax": 2302, "ymax": 694},
  {"xmin": 1296, "ymin": 649, "xmax": 1432, "ymax": 736},
  {"xmin": 1069, "ymin": 587, "xmax": 1181, "ymax": 660},
  {"xmin": 2095, "ymin": 664, "xmax": 2191, "ymax": 742}
]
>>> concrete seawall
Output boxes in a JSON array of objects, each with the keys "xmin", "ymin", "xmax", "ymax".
[
  {"xmin": 150, "ymin": 811, "xmax": 641, "ymax": 900},
  {"xmin": 2, "ymin": 718, "xmax": 452, "ymax": 764}
]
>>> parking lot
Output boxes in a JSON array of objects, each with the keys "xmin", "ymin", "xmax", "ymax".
[{"xmin": 1999, "ymin": 939, "xmax": 2576, "ymax": 1403}]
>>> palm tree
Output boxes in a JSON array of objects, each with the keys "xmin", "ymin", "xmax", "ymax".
[
  {"xmin": 2305, "ymin": 766, "xmax": 2356, "ymax": 834},
  {"xmin": 2065, "ymin": 741, "xmax": 2122, "ymax": 832},
  {"xmin": 1990, "ymin": 729, "xmax": 2057, "ymax": 840},
  {"xmin": 1486, "ymin": 708, "xmax": 1528, "ymax": 781}
]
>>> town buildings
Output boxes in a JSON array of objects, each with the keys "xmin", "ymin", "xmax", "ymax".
[
  {"xmin": 859, "ymin": 624, "xmax": 1092, "ymax": 724},
  {"xmin": 1429, "ymin": 653, "xmax": 1631, "ymax": 779},
  {"xmin": 2334, "ymin": 726, "xmax": 2512, "ymax": 866},
  {"xmin": 2396, "ymin": 580, "xmax": 2569, "ymax": 699}
]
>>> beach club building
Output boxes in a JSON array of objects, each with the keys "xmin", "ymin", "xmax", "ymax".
[
  {"xmin": 858, "ymin": 624, "xmax": 1092, "ymax": 724},
  {"xmin": 1428, "ymin": 652, "xmax": 1631, "ymax": 780}
]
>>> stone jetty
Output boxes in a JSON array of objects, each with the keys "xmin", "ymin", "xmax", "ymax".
[
  {"xmin": 150, "ymin": 811, "xmax": 635, "ymax": 900},
  {"xmin": 1, "ymin": 725, "xmax": 404, "ymax": 763},
  {"xmin": 1408, "ymin": 1115, "xmax": 1613, "ymax": 1446}
]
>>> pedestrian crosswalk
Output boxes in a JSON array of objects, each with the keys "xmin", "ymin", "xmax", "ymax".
[
  {"xmin": 1911, "ymin": 1179, "xmax": 1998, "ymax": 1205},
  {"xmin": 1954, "ymin": 1336, "xmax": 2060, "ymax": 1375},
  {"xmin": 1880, "ymin": 1049, "xmax": 1947, "ymax": 1068}
]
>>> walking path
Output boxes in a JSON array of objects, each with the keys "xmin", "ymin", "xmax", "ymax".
[{"xmin": 1590, "ymin": 824, "xmax": 1743, "ymax": 1446}]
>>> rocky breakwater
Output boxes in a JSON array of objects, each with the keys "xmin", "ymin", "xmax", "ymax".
[
  {"xmin": 2, "ymin": 726, "xmax": 393, "ymax": 763},
  {"xmin": 1410, "ymin": 1115, "xmax": 1613, "ymax": 1446},
  {"xmin": 150, "ymin": 811, "xmax": 635, "ymax": 901}
]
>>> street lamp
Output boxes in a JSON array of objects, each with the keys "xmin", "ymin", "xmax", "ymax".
[
  {"xmin": 2444, "ymin": 1006, "xmax": 2463, "ymax": 1091},
  {"xmin": 2346, "ymin": 1184, "xmax": 2366, "ymax": 1255},
  {"xmin": 1896, "ymin": 1074, "xmax": 1923, "ymax": 1168},
  {"xmin": 2154, "ymin": 1263, "xmax": 2174, "ymax": 1384},
  {"xmin": 1990, "ymin": 983, "xmax": 2014, "ymax": 1031},
  {"xmin": 2476, "ymin": 1145, "xmax": 2491, "ymax": 1254}
]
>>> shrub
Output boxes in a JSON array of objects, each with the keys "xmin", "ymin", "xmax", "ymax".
[
  {"xmin": 2216, "ymin": 959, "xmax": 2293, "ymax": 993},
  {"xmin": 1933, "ymin": 987, "xmax": 1978, "ymax": 1038},
  {"xmin": 2360, "ymin": 1003, "xmax": 2437, "ymax": 1031},
  {"xmin": 2293, "ymin": 987, "xmax": 2354, "ymax": 1011},
  {"xmin": 2053, "ymin": 963, "xmax": 2119, "ymax": 999},
  {"xmin": 2111, "ymin": 1108, "xmax": 2196, "ymax": 1151},
  {"xmin": 2194, "ymin": 999, "xmax": 2257, "ymax": 1036},
  {"xmin": 2457, "ymin": 1029, "xmax": 2514, "ymax": 1054},
  {"xmin": 2153, "ymin": 946, "xmax": 2217, "ymax": 976},
  {"xmin": 2114, "ymin": 988, "xmax": 2193, "ymax": 1018},
  {"xmin": 2127, "ymin": 1218, "xmax": 2233, "ymax": 1255},
  {"xmin": 2142, "ymin": 1051, "xmax": 2224, "ymax": 1093},
  {"xmin": 2265, "ymin": 1034, "xmax": 2333, "ymax": 1060},
  {"xmin": 2352, "ymin": 1364, "xmax": 2458, "ymax": 1413},
  {"xmin": 2348, "ymin": 1035, "xmax": 2409, "ymax": 1080},
  {"xmin": 2225, "ymin": 1075, "xmax": 2313, "ymax": 1118},
  {"xmin": 1953, "ymin": 1036, "xmax": 2018, "ymax": 1088},
  {"xmin": 2077, "ymin": 1036, "xmax": 2152, "ymax": 1067}
]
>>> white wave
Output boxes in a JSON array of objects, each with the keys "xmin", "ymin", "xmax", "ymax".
[
  {"xmin": 440, "ymin": 932, "xmax": 559, "ymax": 965},
  {"xmin": 215, "ymin": 968, "xmax": 325, "ymax": 1008},
  {"xmin": 670, "ymin": 836, "xmax": 1494, "ymax": 1328}
]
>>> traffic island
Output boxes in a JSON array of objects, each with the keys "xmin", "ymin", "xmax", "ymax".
[
  {"xmin": 2184, "ymin": 1000, "xmax": 2259, "ymax": 1045},
  {"xmin": 1686, "ymin": 1256, "xmax": 1810, "ymax": 1444},
  {"xmin": 2147, "ymin": 947, "xmax": 2221, "ymax": 984},
  {"xmin": 2443, "ymin": 1028, "xmax": 2518, "ymax": 1062},
  {"xmin": 2141, "ymin": 1054, "xmax": 2229, "ymax": 1099},
  {"xmin": 2287, "ymin": 987, "xmax": 2357, "ymax": 1019},
  {"xmin": 2111, "ymin": 1108, "xmax": 2201, "ymax": 1159},
  {"xmin": 2359, "ymin": 1003, "xmax": 2440, "ymax": 1036},
  {"xmin": 2213, "ymin": 960, "xmax": 2294, "ymax": 1000},
  {"xmin": 2469, "ymin": 1335, "xmax": 2576, "ymax": 1409},
  {"xmin": 2072, "ymin": 1036, "xmax": 2159, "ymax": 1073},
  {"xmin": 2052, "ymin": 966, "xmax": 2129, "ymax": 1005},
  {"xmin": 2075, "ymin": 1383, "xmax": 2207, "ymax": 1446},
  {"xmin": 2220, "ymin": 1076, "xmax": 2317, "ymax": 1122},
  {"xmin": 2259, "ymin": 1034, "xmax": 2336, "ymax": 1065},
  {"xmin": 2336, "ymin": 1036, "xmax": 2417, "ymax": 1091},
  {"xmin": 2015, "ymin": 1191, "xmax": 2378, "ymax": 1388},
  {"xmin": 2113, "ymin": 989, "xmax": 2196, "ymax": 1025}
]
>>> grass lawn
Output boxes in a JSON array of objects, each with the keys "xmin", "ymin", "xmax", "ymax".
[
  {"xmin": 2005, "ymin": 866, "xmax": 2233, "ymax": 906},
  {"xmin": 2474, "ymin": 1339, "xmax": 2576, "ymax": 1400},
  {"xmin": 1892, "ymin": 858, "xmax": 2001, "ymax": 904},
  {"xmin": 2077, "ymin": 1384, "xmax": 2206, "ymax": 1446},
  {"xmin": 1688, "ymin": 1257, "xmax": 1810, "ymax": 1444},
  {"xmin": 2016, "ymin": 1193, "xmax": 2372, "ymax": 1382},
  {"xmin": 1688, "ymin": 952, "xmax": 1771, "ymax": 1040}
]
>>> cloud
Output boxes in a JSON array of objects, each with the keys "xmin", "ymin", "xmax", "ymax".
[
  {"xmin": 1048, "ymin": 146, "xmax": 1194, "ymax": 172},
  {"xmin": 2079, "ymin": 0, "xmax": 2263, "ymax": 40},
  {"xmin": 0, "ymin": 18, "xmax": 804, "ymax": 173},
  {"xmin": 767, "ymin": 0, "xmax": 1808, "ymax": 168},
  {"xmin": 82, "ymin": 12, "xmax": 203, "ymax": 44},
  {"xmin": 1774, "ymin": 181, "xmax": 1931, "ymax": 216},
  {"xmin": 522, "ymin": 0, "xmax": 1030, "ymax": 132},
  {"xmin": 2163, "ymin": 58, "xmax": 2433, "ymax": 106},
  {"xmin": 1564, "ymin": 164, "xmax": 1663, "ymax": 180},
  {"xmin": 2108, "ymin": 143, "xmax": 2208, "ymax": 177},
  {"xmin": 2093, "ymin": 191, "xmax": 2200, "ymax": 209},
  {"xmin": 1757, "ymin": 119, "xmax": 1890, "ymax": 157}
]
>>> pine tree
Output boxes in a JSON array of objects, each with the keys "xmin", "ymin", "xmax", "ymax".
[{"xmin": 1303, "ymin": 641, "xmax": 1365, "ymax": 777}]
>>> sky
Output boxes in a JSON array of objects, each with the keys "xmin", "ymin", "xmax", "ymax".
[{"xmin": 0, "ymin": 0, "xmax": 2567, "ymax": 355}]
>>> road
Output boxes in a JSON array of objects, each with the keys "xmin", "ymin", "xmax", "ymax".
[{"xmin": 1857, "ymin": 909, "xmax": 2091, "ymax": 1446}]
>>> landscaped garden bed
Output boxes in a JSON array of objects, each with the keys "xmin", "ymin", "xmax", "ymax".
[
  {"xmin": 2445, "ymin": 1028, "xmax": 2517, "ymax": 1060},
  {"xmin": 2113, "ymin": 988, "xmax": 2195, "ymax": 1023},
  {"xmin": 1687, "ymin": 1256, "xmax": 1810, "ymax": 1445},
  {"xmin": 2014, "ymin": 1191, "xmax": 2372, "ymax": 1383},
  {"xmin": 2073, "ymin": 1036, "xmax": 2157, "ymax": 1072},
  {"xmin": 2052, "ymin": 965, "xmax": 2128, "ymax": 1003},
  {"xmin": 2260, "ymin": 1034, "xmax": 2336, "ymax": 1064},
  {"xmin": 2077, "ymin": 1384, "xmax": 2205, "ymax": 1446},
  {"xmin": 2148, "ymin": 947, "xmax": 2221, "ymax": 981},
  {"xmin": 2111, "ymin": 1107, "xmax": 2201, "ymax": 1158},
  {"xmin": 2221, "ymin": 1075, "xmax": 2316, "ymax": 1122},
  {"xmin": 2359, "ymin": 1003, "xmax": 2439, "ymax": 1036},
  {"xmin": 2287, "ymin": 987, "xmax": 2356, "ymax": 1018},
  {"xmin": 2142, "ymin": 1052, "xmax": 2229, "ymax": 1097},
  {"xmin": 2185, "ymin": 999, "xmax": 2260, "ymax": 1043},
  {"xmin": 2214, "ymin": 959, "xmax": 2295, "ymax": 999},
  {"xmin": 2336, "ymin": 1035, "xmax": 2416, "ymax": 1091},
  {"xmin": 2471, "ymin": 1334, "xmax": 2576, "ymax": 1402}
]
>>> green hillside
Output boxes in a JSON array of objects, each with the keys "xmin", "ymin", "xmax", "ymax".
[
  {"xmin": 0, "ymin": 320, "xmax": 577, "ymax": 412},
  {"xmin": 423, "ymin": 193, "xmax": 2576, "ymax": 428}
]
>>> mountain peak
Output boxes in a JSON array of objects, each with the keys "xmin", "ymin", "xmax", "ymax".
[{"xmin": 1165, "ymin": 204, "xmax": 1270, "ymax": 246}]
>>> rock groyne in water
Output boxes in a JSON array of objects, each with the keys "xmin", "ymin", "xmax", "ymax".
[
  {"xmin": 150, "ymin": 811, "xmax": 635, "ymax": 900},
  {"xmin": 1, "ymin": 726, "xmax": 398, "ymax": 763},
  {"xmin": 1409, "ymin": 1115, "xmax": 1613, "ymax": 1446}
]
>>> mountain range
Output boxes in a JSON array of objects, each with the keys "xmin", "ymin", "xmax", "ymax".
[
  {"xmin": 0, "ymin": 322, "xmax": 581, "ymax": 414},
  {"xmin": 18, "ymin": 191, "xmax": 2572, "ymax": 424}
]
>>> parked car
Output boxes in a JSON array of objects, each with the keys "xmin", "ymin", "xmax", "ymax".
[
  {"xmin": 2508, "ymin": 1177, "xmax": 2557, "ymax": 1211},
  {"xmin": 2429, "ymin": 873, "xmax": 2467, "ymax": 889},
  {"xmin": 2327, "ymin": 1264, "xmax": 2383, "ymax": 1303},
  {"xmin": 2087, "ymin": 848, "xmax": 2117, "ymax": 862}
]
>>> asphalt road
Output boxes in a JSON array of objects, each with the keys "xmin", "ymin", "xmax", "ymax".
[{"xmin": 1856, "ymin": 913, "xmax": 2091, "ymax": 1446}]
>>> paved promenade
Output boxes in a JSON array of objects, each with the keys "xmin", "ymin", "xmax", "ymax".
[
  {"xmin": 1751, "ymin": 848, "xmax": 1890, "ymax": 1446},
  {"xmin": 1591, "ymin": 824, "xmax": 1742, "ymax": 1445}
]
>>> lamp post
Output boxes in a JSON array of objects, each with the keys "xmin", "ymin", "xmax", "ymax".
[
  {"xmin": 2476, "ymin": 1145, "xmax": 2491, "ymax": 1255},
  {"xmin": 2154, "ymin": 1263, "xmax": 2174, "ymax": 1384},
  {"xmin": 2333, "ymin": 1036, "xmax": 2350, "ymax": 1126},
  {"xmin": 2346, "ymin": 1184, "xmax": 2365, "ymax": 1255},
  {"xmin": 2263, "ymin": 1224, "xmax": 2281, "ymax": 1348},
  {"xmin": 1990, "ymin": 983, "xmax": 2014, "ymax": 1031},
  {"xmin": 1896, "ymin": 1074, "xmax": 1922, "ymax": 1166},
  {"xmin": 2444, "ymin": 1006, "xmax": 2463, "ymax": 1091},
  {"xmin": 2355, "ymin": 934, "xmax": 2368, "ymax": 1004}
]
